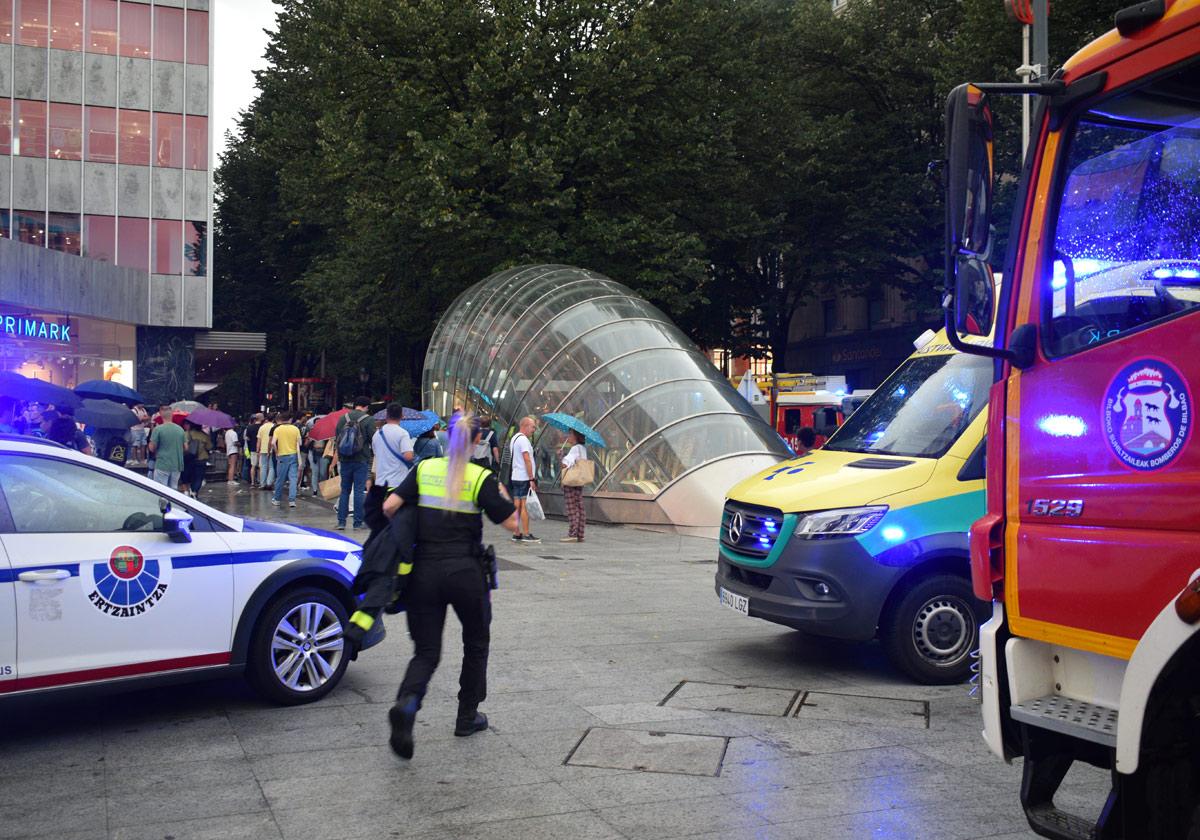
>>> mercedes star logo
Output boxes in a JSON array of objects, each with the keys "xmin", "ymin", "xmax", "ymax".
[{"xmin": 728, "ymin": 511, "xmax": 744, "ymax": 544}]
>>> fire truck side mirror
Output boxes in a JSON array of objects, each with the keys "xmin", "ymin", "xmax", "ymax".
[{"xmin": 945, "ymin": 84, "xmax": 996, "ymax": 338}]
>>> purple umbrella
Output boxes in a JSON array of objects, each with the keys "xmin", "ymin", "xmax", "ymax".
[{"xmin": 185, "ymin": 407, "xmax": 236, "ymax": 429}]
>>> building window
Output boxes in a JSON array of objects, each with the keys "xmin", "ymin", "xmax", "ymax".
[
  {"xmin": 0, "ymin": 2, "xmax": 12, "ymax": 44},
  {"xmin": 14, "ymin": 210, "xmax": 46, "ymax": 247},
  {"xmin": 85, "ymin": 106, "xmax": 116, "ymax": 163},
  {"xmin": 0, "ymin": 211, "xmax": 9, "ymax": 238},
  {"xmin": 153, "ymin": 5, "xmax": 183, "ymax": 63},
  {"xmin": 118, "ymin": 110, "xmax": 150, "ymax": 166},
  {"xmin": 84, "ymin": 215, "xmax": 116, "ymax": 262},
  {"xmin": 185, "ymin": 221, "xmax": 206, "ymax": 276},
  {"xmin": 48, "ymin": 213, "xmax": 81, "ymax": 255},
  {"xmin": 17, "ymin": 0, "xmax": 48, "ymax": 48},
  {"xmin": 153, "ymin": 219, "xmax": 181, "ymax": 274},
  {"xmin": 116, "ymin": 217, "xmax": 149, "ymax": 271},
  {"xmin": 86, "ymin": 0, "xmax": 117, "ymax": 54},
  {"xmin": 184, "ymin": 115, "xmax": 207, "ymax": 170},
  {"xmin": 50, "ymin": 0, "xmax": 83, "ymax": 51},
  {"xmin": 153, "ymin": 112, "xmax": 182, "ymax": 168},
  {"xmin": 49, "ymin": 104, "xmax": 83, "ymax": 161},
  {"xmin": 118, "ymin": 0, "xmax": 149, "ymax": 58},
  {"xmin": 822, "ymin": 300, "xmax": 838, "ymax": 335},
  {"xmin": 185, "ymin": 9, "xmax": 207, "ymax": 65},
  {"xmin": 868, "ymin": 297, "xmax": 885, "ymax": 329},
  {"xmin": 15, "ymin": 100, "xmax": 47, "ymax": 158},
  {"xmin": 0, "ymin": 100, "xmax": 11, "ymax": 156}
]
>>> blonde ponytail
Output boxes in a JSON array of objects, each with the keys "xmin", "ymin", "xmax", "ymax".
[{"xmin": 444, "ymin": 412, "xmax": 478, "ymax": 505}]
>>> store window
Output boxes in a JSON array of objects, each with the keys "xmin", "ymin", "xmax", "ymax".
[
  {"xmin": 868, "ymin": 297, "xmax": 885, "ymax": 329},
  {"xmin": 153, "ymin": 5, "xmax": 183, "ymax": 63},
  {"xmin": 49, "ymin": 104, "xmax": 83, "ymax": 161},
  {"xmin": 118, "ymin": 110, "xmax": 150, "ymax": 167},
  {"xmin": 15, "ymin": 210, "xmax": 46, "ymax": 247},
  {"xmin": 50, "ymin": 0, "xmax": 83, "ymax": 51},
  {"xmin": 822, "ymin": 300, "xmax": 838, "ymax": 335},
  {"xmin": 185, "ymin": 9, "xmax": 207, "ymax": 65},
  {"xmin": 153, "ymin": 113, "xmax": 182, "ymax": 168},
  {"xmin": 185, "ymin": 221, "xmax": 206, "ymax": 276},
  {"xmin": 0, "ymin": 100, "xmax": 11, "ymax": 156},
  {"xmin": 84, "ymin": 215, "xmax": 116, "ymax": 262},
  {"xmin": 118, "ymin": 0, "xmax": 149, "ymax": 58},
  {"xmin": 85, "ymin": 106, "xmax": 116, "ymax": 163},
  {"xmin": 153, "ymin": 219, "xmax": 181, "ymax": 275},
  {"xmin": 17, "ymin": 0, "xmax": 48, "ymax": 48},
  {"xmin": 116, "ymin": 217, "xmax": 149, "ymax": 272},
  {"xmin": 15, "ymin": 100, "xmax": 47, "ymax": 158},
  {"xmin": 48, "ymin": 213, "xmax": 82, "ymax": 256},
  {"xmin": 184, "ymin": 115, "xmax": 206, "ymax": 170},
  {"xmin": 87, "ymin": 0, "xmax": 117, "ymax": 54}
]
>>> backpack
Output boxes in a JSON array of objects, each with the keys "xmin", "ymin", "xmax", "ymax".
[
  {"xmin": 472, "ymin": 429, "xmax": 495, "ymax": 464},
  {"xmin": 337, "ymin": 413, "xmax": 366, "ymax": 457}
]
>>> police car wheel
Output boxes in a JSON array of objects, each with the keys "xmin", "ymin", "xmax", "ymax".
[
  {"xmin": 247, "ymin": 587, "xmax": 351, "ymax": 705},
  {"xmin": 882, "ymin": 574, "xmax": 979, "ymax": 685}
]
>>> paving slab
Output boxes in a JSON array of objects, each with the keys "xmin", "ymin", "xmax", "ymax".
[
  {"xmin": 663, "ymin": 679, "xmax": 800, "ymax": 716},
  {"xmin": 566, "ymin": 727, "xmax": 731, "ymax": 776},
  {"xmin": 795, "ymin": 689, "xmax": 931, "ymax": 729}
]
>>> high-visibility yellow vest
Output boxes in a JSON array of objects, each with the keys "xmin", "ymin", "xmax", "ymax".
[{"xmin": 416, "ymin": 458, "xmax": 490, "ymax": 514}]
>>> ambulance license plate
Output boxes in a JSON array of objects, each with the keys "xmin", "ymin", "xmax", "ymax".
[{"xmin": 719, "ymin": 588, "xmax": 749, "ymax": 616}]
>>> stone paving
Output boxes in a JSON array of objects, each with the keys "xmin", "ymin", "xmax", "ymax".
[{"xmin": 0, "ymin": 479, "xmax": 1110, "ymax": 839}]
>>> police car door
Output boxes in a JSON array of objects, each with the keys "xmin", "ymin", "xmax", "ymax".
[{"xmin": 0, "ymin": 452, "xmax": 234, "ymax": 692}]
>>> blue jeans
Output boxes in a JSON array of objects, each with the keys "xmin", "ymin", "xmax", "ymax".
[
  {"xmin": 274, "ymin": 454, "xmax": 299, "ymax": 503},
  {"xmin": 338, "ymin": 460, "xmax": 368, "ymax": 526}
]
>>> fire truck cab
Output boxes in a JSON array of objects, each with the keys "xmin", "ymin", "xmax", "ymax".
[{"xmin": 943, "ymin": 2, "xmax": 1200, "ymax": 837}]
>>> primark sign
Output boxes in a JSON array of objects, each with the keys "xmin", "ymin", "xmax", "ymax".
[{"xmin": 1, "ymin": 315, "xmax": 72, "ymax": 344}]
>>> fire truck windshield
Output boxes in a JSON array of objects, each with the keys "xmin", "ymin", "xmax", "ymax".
[
  {"xmin": 823, "ymin": 354, "xmax": 991, "ymax": 458},
  {"xmin": 1046, "ymin": 62, "xmax": 1200, "ymax": 356}
]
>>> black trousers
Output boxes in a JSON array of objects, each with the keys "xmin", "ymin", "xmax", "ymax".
[{"xmin": 398, "ymin": 553, "xmax": 491, "ymax": 714}]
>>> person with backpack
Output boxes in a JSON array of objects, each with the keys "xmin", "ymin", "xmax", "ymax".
[
  {"xmin": 412, "ymin": 428, "xmax": 443, "ymax": 464},
  {"xmin": 334, "ymin": 396, "xmax": 375, "ymax": 531},
  {"xmin": 471, "ymin": 413, "xmax": 500, "ymax": 469}
]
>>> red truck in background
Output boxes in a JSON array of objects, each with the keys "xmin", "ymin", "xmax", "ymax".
[{"xmin": 942, "ymin": 1, "xmax": 1200, "ymax": 837}]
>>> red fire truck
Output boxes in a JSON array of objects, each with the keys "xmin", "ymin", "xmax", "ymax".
[{"xmin": 943, "ymin": 2, "xmax": 1200, "ymax": 836}]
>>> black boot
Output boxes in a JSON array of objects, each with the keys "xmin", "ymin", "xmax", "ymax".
[
  {"xmin": 389, "ymin": 693, "xmax": 419, "ymax": 759},
  {"xmin": 454, "ymin": 710, "xmax": 488, "ymax": 737}
]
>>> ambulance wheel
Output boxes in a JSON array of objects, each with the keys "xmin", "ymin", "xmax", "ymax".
[
  {"xmin": 247, "ymin": 587, "xmax": 351, "ymax": 705},
  {"xmin": 883, "ymin": 574, "xmax": 979, "ymax": 685}
]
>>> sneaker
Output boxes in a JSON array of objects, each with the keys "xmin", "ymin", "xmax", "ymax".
[
  {"xmin": 560, "ymin": 536, "xmax": 579, "ymax": 543},
  {"xmin": 522, "ymin": 534, "xmax": 541, "ymax": 544},
  {"xmin": 289, "ymin": 502, "xmax": 297, "ymax": 508},
  {"xmin": 270, "ymin": 499, "xmax": 280, "ymax": 507},
  {"xmin": 454, "ymin": 711, "xmax": 489, "ymax": 737},
  {"xmin": 336, "ymin": 522, "xmax": 346, "ymax": 531},
  {"xmin": 511, "ymin": 533, "xmax": 524, "ymax": 543}
]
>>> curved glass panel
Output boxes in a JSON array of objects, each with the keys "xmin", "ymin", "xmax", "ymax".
[
  {"xmin": 599, "ymin": 414, "xmax": 782, "ymax": 495},
  {"xmin": 422, "ymin": 265, "xmax": 789, "ymax": 501}
]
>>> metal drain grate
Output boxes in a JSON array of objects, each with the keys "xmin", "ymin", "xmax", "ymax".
[{"xmin": 1010, "ymin": 694, "xmax": 1118, "ymax": 747}]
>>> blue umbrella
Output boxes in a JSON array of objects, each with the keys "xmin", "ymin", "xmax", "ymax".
[
  {"xmin": 541, "ymin": 412, "xmax": 606, "ymax": 448},
  {"xmin": 399, "ymin": 410, "xmax": 441, "ymax": 437},
  {"xmin": 0, "ymin": 371, "xmax": 82, "ymax": 409},
  {"xmin": 75, "ymin": 379, "xmax": 144, "ymax": 406},
  {"xmin": 375, "ymin": 406, "xmax": 429, "ymax": 422}
]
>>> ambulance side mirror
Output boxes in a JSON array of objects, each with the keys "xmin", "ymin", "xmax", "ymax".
[{"xmin": 163, "ymin": 506, "xmax": 193, "ymax": 543}]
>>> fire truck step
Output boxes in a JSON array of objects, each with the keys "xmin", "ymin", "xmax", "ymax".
[
  {"xmin": 1025, "ymin": 802, "xmax": 1098, "ymax": 840},
  {"xmin": 1010, "ymin": 694, "xmax": 1118, "ymax": 748}
]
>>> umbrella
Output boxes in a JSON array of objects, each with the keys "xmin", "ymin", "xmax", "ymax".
[
  {"xmin": 0, "ymin": 371, "xmax": 82, "ymax": 409},
  {"xmin": 400, "ymin": 413, "xmax": 438, "ymax": 437},
  {"xmin": 541, "ymin": 412, "xmax": 606, "ymax": 448},
  {"xmin": 468, "ymin": 385, "xmax": 495, "ymax": 407},
  {"xmin": 171, "ymin": 400, "xmax": 205, "ymax": 414},
  {"xmin": 75, "ymin": 398, "xmax": 137, "ymax": 430},
  {"xmin": 186, "ymin": 407, "xmax": 236, "ymax": 429},
  {"xmin": 75, "ymin": 379, "xmax": 144, "ymax": 406},
  {"xmin": 372, "ymin": 406, "xmax": 426, "ymax": 421},
  {"xmin": 308, "ymin": 408, "xmax": 350, "ymax": 441}
]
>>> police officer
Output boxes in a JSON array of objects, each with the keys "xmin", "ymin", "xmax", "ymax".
[{"xmin": 381, "ymin": 412, "xmax": 517, "ymax": 759}]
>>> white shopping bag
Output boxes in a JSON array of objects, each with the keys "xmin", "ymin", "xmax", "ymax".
[{"xmin": 526, "ymin": 489, "xmax": 546, "ymax": 520}]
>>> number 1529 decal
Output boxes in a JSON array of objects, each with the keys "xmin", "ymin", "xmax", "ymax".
[{"xmin": 1025, "ymin": 499, "xmax": 1084, "ymax": 517}]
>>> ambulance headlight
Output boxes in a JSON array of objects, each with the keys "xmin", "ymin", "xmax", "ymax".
[{"xmin": 794, "ymin": 506, "xmax": 888, "ymax": 538}]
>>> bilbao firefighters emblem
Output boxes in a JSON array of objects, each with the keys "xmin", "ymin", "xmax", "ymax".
[{"xmin": 1104, "ymin": 359, "xmax": 1191, "ymax": 471}]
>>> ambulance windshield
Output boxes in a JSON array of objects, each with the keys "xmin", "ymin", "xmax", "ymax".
[{"xmin": 823, "ymin": 354, "xmax": 991, "ymax": 458}]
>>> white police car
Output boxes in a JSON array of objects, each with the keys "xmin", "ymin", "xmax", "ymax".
[{"xmin": 0, "ymin": 435, "xmax": 382, "ymax": 705}]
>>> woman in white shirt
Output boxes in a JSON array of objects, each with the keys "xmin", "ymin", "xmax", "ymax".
[
  {"xmin": 224, "ymin": 425, "xmax": 240, "ymax": 483},
  {"xmin": 560, "ymin": 430, "xmax": 588, "ymax": 542}
]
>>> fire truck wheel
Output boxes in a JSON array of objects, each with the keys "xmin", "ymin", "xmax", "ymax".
[{"xmin": 883, "ymin": 574, "xmax": 979, "ymax": 685}]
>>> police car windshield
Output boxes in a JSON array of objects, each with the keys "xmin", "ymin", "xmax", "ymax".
[{"xmin": 823, "ymin": 354, "xmax": 991, "ymax": 459}]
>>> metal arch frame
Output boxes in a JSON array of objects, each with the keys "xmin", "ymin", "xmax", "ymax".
[
  {"xmin": 441, "ymin": 265, "xmax": 565, "ymax": 412},
  {"xmin": 644, "ymin": 449, "xmax": 783, "ymax": 500},
  {"xmin": 471, "ymin": 285, "xmax": 634, "ymax": 413},
  {"xmin": 595, "ymin": 410, "xmax": 760, "ymax": 494},
  {"xmin": 501, "ymin": 316, "xmax": 680, "ymax": 428},
  {"xmin": 450, "ymin": 265, "xmax": 589, "ymax": 406}
]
